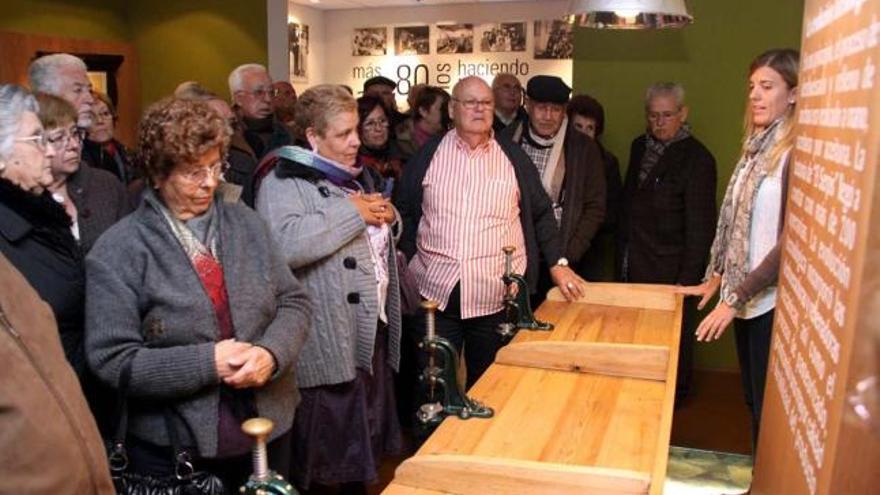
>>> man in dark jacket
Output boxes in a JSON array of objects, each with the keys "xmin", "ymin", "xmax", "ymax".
[
  {"xmin": 618, "ymin": 82, "xmax": 717, "ymax": 401},
  {"xmin": 396, "ymin": 76, "xmax": 586, "ymax": 387},
  {"xmin": 227, "ymin": 64, "xmax": 292, "ymax": 199},
  {"xmin": 502, "ymin": 75, "xmax": 606, "ymax": 300}
]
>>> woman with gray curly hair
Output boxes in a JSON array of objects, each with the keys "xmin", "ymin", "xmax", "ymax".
[{"xmin": 84, "ymin": 96, "xmax": 311, "ymax": 490}]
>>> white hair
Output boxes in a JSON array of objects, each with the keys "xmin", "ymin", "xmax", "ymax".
[
  {"xmin": 0, "ymin": 85, "xmax": 40, "ymax": 161},
  {"xmin": 28, "ymin": 53, "xmax": 88, "ymax": 96},
  {"xmin": 228, "ymin": 63, "xmax": 269, "ymax": 97},
  {"xmin": 645, "ymin": 82, "xmax": 686, "ymax": 110}
]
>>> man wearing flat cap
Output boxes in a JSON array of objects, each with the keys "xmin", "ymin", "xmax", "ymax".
[{"xmin": 502, "ymin": 75, "xmax": 606, "ymax": 300}]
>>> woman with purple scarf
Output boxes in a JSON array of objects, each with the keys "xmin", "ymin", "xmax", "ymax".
[{"xmin": 256, "ymin": 84, "xmax": 403, "ymax": 495}]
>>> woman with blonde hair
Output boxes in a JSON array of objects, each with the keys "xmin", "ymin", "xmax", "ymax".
[
  {"xmin": 679, "ymin": 48, "xmax": 799, "ymax": 450},
  {"xmin": 257, "ymin": 84, "xmax": 402, "ymax": 494}
]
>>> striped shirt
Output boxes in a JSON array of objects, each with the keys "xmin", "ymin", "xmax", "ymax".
[{"xmin": 409, "ymin": 130, "xmax": 527, "ymax": 318}]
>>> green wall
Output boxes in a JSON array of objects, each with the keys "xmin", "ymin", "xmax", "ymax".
[
  {"xmin": 0, "ymin": 0, "xmax": 129, "ymax": 42},
  {"xmin": 0, "ymin": 0, "xmax": 268, "ymax": 109},
  {"xmin": 572, "ymin": 0, "xmax": 804, "ymax": 369},
  {"xmin": 127, "ymin": 0, "xmax": 268, "ymax": 107}
]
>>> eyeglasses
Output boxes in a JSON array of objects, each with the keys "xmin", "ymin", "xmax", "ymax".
[
  {"xmin": 453, "ymin": 98, "xmax": 493, "ymax": 110},
  {"xmin": 647, "ymin": 111, "xmax": 680, "ymax": 122},
  {"xmin": 362, "ymin": 118, "xmax": 389, "ymax": 130},
  {"xmin": 14, "ymin": 134, "xmax": 50, "ymax": 150},
  {"xmin": 47, "ymin": 127, "xmax": 86, "ymax": 147},
  {"xmin": 179, "ymin": 160, "xmax": 230, "ymax": 184}
]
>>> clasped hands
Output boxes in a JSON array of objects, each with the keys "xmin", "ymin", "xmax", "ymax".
[
  {"xmin": 214, "ymin": 339, "xmax": 276, "ymax": 389},
  {"xmin": 350, "ymin": 192, "xmax": 395, "ymax": 226}
]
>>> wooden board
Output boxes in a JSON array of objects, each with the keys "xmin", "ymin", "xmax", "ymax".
[{"xmin": 383, "ymin": 284, "xmax": 683, "ymax": 495}]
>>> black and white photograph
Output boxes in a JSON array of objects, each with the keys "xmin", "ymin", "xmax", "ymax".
[
  {"xmin": 394, "ymin": 25, "xmax": 430, "ymax": 55},
  {"xmin": 436, "ymin": 23, "xmax": 474, "ymax": 54},
  {"xmin": 534, "ymin": 19, "xmax": 574, "ymax": 59},
  {"xmin": 288, "ymin": 22, "xmax": 309, "ymax": 81},
  {"xmin": 352, "ymin": 27, "xmax": 388, "ymax": 56},
  {"xmin": 479, "ymin": 22, "xmax": 526, "ymax": 53}
]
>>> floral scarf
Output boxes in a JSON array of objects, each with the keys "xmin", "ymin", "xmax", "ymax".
[{"xmin": 705, "ymin": 118, "xmax": 785, "ymax": 304}]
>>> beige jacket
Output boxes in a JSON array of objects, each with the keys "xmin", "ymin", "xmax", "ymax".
[{"xmin": 0, "ymin": 253, "xmax": 114, "ymax": 494}]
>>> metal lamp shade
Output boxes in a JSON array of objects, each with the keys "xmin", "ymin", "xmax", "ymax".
[{"xmin": 568, "ymin": 0, "xmax": 694, "ymax": 29}]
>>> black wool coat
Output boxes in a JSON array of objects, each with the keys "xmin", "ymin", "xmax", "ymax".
[{"xmin": 617, "ymin": 134, "xmax": 717, "ymax": 285}]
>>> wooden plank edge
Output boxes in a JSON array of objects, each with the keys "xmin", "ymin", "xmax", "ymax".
[
  {"xmin": 395, "ymin": 454, "xmax": 651, "ymax": 495},
  {"xmin": 648, "ymin": 297, "xmax": 684, "ymax": 495},
  {"xmin": 545, "ymin": 284, "xmax": 680, "ymax": 311},
  {"xmin": 495, "ymin": 341, "xmax": 670, "ymax": 382}
]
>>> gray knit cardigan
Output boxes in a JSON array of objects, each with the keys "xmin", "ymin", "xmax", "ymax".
[
  {"xmin": 256, "ymin": 163, "xmax": 402, "ymax": 389},
  {"xmin": 84, "ymin": 191, "xmax": 311, "ymax": 457}
]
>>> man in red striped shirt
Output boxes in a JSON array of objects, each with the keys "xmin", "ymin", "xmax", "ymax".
[{"xmin": 397, "ymin": 76, "xmax": 586, "ymax": 387}]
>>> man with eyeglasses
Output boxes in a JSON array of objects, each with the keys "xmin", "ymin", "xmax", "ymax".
[
  {"xmin": 502, "ymin": 75, "xmax": 606, "ymax": 304},
  {"xmin": 618, "ymin": 81, "xmax": 717, "ymax": 403},
  {"xmin": 227, "ymin": 64, "xmax": 293, "ymax": 198},
  {"xmin": 397, "ymin": 76, "xmax": 587, "ymax": 388},
  {"xmin": 491, "ymin": 73, "xmax": 527, "ymax": 133}
]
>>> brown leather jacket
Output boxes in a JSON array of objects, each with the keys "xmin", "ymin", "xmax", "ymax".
[{"xmin": 0, "ymin": 253, "xmax": 114, "ymax": 494}]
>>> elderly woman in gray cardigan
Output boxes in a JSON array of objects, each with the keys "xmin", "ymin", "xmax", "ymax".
[
  {"xmin": 85, "ymin": 98, "xmax": 310, "ymax": 490},
  {"xmin": 256, "ymin": 84, "xmax": 402, "ymax": 494}
]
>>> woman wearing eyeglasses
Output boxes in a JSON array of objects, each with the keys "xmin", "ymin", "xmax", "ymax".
[
  {"xmin": 83, "ymin": 91, "xmax": 136, "ymax": 184},
  {"xmin": 0, "ymin": 84, "xmax": 95, "ymax": 374},
  {"xmin": 35, "ymin": 92, "xmax": 130, "ymax": 253},
  {"xmin": 356, "ymin": 95, "xmax": 403, "ymax": 181},
  {"xmin": 256, "ymin": 84, "xmax": 403, "ymax": 494},
  {"xmin": 84, "ymin": 97, "xmax": 311, "ymax": 489}
]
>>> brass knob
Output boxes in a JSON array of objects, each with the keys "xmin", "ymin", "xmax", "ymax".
[
  {"xmin": 242, "ymin": 417, "xmax": 274, "ymax": 439},
  {"xmin": 421, "ymin": 300, "xmax": 439, "ymax": 311},
  {"xmin": 502, "ymin": 245, "xmax": 516, "ymax": 254}
]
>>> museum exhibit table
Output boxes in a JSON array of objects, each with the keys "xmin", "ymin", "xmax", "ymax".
[{"xmin": 382, "ymin": 283, "xmax": 683, "ymax": 495}]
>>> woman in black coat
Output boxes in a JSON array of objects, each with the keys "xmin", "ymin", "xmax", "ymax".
[{"xmin": 0, "ymin": 84, "xmax": 86, "ymax": 377}]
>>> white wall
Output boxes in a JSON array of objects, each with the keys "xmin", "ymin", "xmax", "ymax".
[
  {"xmin": 330, "ymin": 1, "xmax": 571, "ymax": 108},
  {"xmin": 267, "ymin": 0, "xmax": 327, "ymax": 95},
  {"xmin": 270, "ymin": 1, "xmax": 571, "ymax": 105}
]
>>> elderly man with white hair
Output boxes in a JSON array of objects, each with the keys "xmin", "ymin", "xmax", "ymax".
[
  {"xmin": 28, "ymin": 53, "xmax": 95, "ymax": 129},
  {"xmin": 226, "ymin": 64, "xmax": 293, "ymax": 203},
  {"xmin": 27, "ymin": 54, "xmax": 130, "ymax": 252}
]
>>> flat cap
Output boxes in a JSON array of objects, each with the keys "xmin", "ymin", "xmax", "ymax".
[
  {"xmin": 526, "ymin": 76, "xmax": 571, "ymax": 104},
  {"xmin": 363, "ymin": 76, "xmax": 396, "ymax": 91}
]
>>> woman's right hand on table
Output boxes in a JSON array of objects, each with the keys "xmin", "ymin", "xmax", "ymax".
[{"xmin": 676, "ymin": 274, "xmax": 722, "ymax": 310}]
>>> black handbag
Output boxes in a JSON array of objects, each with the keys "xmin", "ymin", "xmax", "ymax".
[{"xmin": 107, "ymin": 360, "xmax": 226, "ymax": 495}]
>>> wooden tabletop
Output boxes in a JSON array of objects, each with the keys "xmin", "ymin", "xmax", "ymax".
[{"xmin": 383, "ymin": 284, "xmax": 683, "ymax": 495}]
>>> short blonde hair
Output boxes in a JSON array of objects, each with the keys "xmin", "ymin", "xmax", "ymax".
[
  {"xmin": 34, "ymin": 92, "xmax": 77, "ymax": 130},
  {"xmin": 294, "ymin": 84, "xmax": 356, "ymax": 137}
]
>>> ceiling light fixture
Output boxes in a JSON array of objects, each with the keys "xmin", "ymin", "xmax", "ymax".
[{"xmin": 567, "ymin": 0, "xmax": 693, "ymax": 29}]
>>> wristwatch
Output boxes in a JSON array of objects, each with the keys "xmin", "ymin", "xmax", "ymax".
[
  {"xmin": 555, "ymin": 257, "xmax": 569, "ymax": 268},
  {"xmin": 724, "ymin": 291, "xmax": 743, "ymax": 310}
]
